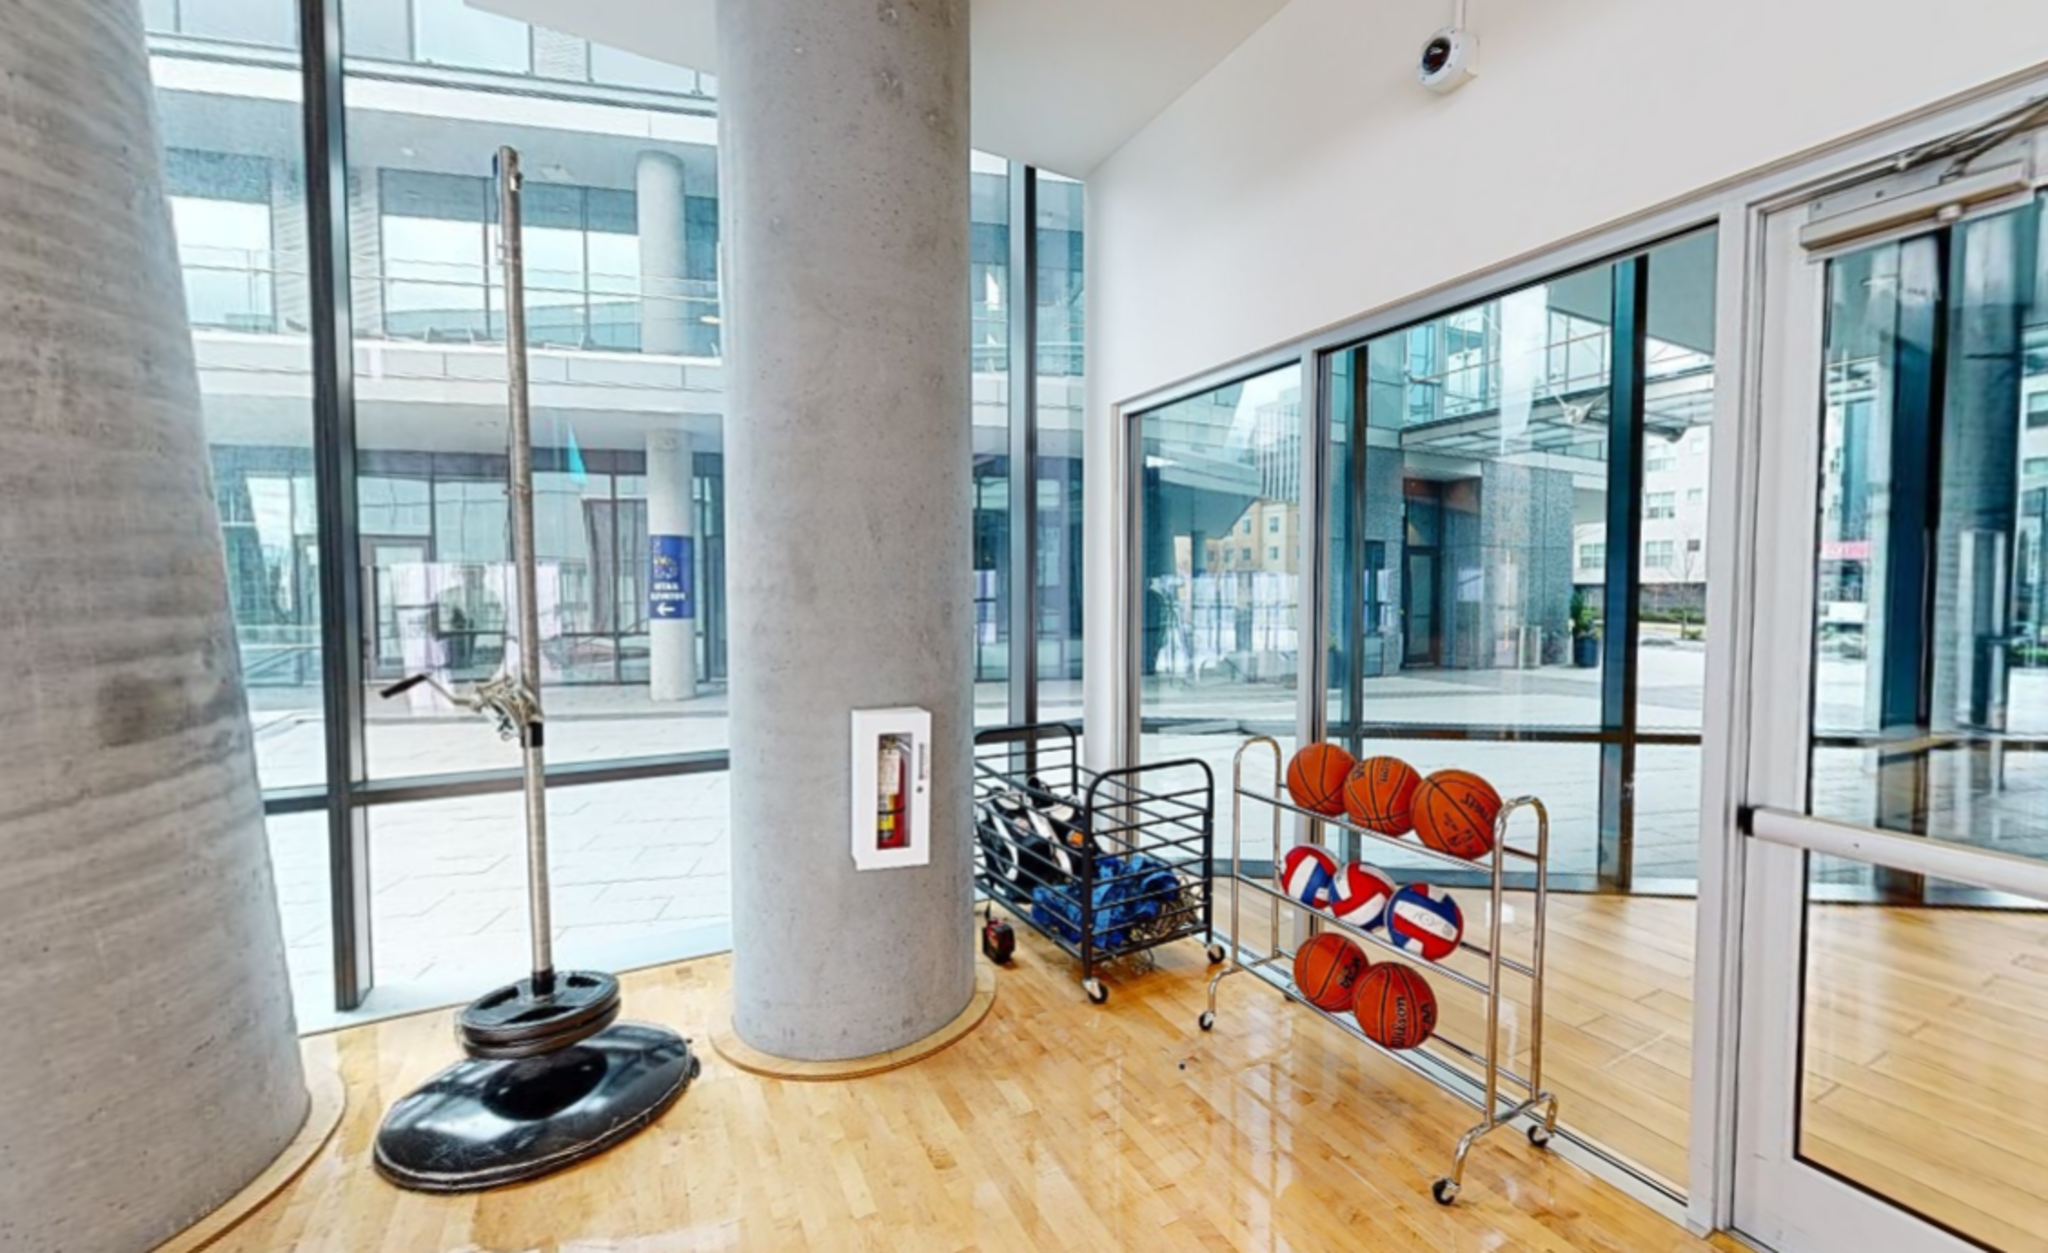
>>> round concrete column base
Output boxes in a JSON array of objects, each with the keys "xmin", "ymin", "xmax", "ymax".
[{"xmin": 712, "ymin": 967, "xmax": 996, "ymax": 1082}]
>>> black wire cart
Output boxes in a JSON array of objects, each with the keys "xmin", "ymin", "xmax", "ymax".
[{"xmin": 972, "ymin": 723, "xmax": 1223, "ymax": 1003}]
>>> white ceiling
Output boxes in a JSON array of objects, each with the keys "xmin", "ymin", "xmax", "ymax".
[{"xmin": 469, "ymin": 0, "xmax": 1290, "ymax": 176}]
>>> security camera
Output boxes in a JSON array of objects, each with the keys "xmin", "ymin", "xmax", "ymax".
[{"xmin": 1418, "ymin": 26, "xmax": 1479, "ymax": 94}]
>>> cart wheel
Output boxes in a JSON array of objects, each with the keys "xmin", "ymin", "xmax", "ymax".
[
  {"xmin": 1528, "ymin": 1125, "xmax": 1553, "ymax": 1148},
  {"xmin": 1206, "ymin": 942, "xmax": 1227, "ymax": 965},
  {"xmin": 1084, "ymin": 979, "xmax": 1109, "ymax": 1005},
  {"xmin": 1198, "ymin": 1010, "xmax": 1215, "ymax": 1032},
  {"xmin": 1432, "ymin": 1179, "xmax": 1459, "ymax": 1206}
]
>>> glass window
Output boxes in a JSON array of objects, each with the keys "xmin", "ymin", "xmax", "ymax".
[
  {"xmin": 969, "ymin": 158, "xmax": 1010, "ymax": 722},
  {"xmin": 2029, "ymin": 391, "xmax": 2048, "ymax": 428},
  {"xmin": 1317, "ymin": 231, "xmax": 1720, "ymax": 1190},
  {"xmin": 348, "ymin": 24, "xmax": 731, "ymax": 779},
  {"xmin": 1798, "ymin": 861, "xmax": 2048, "ymax": 1251},
  {"xmin": 413, "ymin": 0, "xmax": 530, "ymax": 72},
  {"xmin": 178, "ymin": 0, "xmax": 297, "ymax": 46},
  {"xmin": 150, "ymin": 32, "xmax": 324, "ymax": 797},
  {"xmin": 369, "ymin": 774, "xmax": 731, "ymax": 995},
  {"xmin": 590, "ymin": 44, "xmax": 706, "ymax": 96},
  {"xmin": 1139, "ymin": 364, "xmax": 1303, "ymax": 857},
  {"xmin": 1808, "ymin": 195, "xmax": 2048, "ymax": 862}
]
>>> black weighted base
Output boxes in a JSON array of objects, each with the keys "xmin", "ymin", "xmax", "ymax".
[
  {"xmin": 375, "ymin": 1020, "xmax": 699, "ymax": 1193},
  {"xmin": 459, "ymin": 970, "xmax": 622, "ymax": 1059}
]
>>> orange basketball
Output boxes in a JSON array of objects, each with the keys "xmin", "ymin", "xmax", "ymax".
[
  {"xmin": 1412, "ymin": 769, "xmax": 1502, "ymax": 860},
  {"xmin": 1292, "ymin": 932, "xmax": 1370, "ymax": 1013},
  {"xmin": 1343, "ymin": 756, "xmax": 1422, "ymax": 835},
  {"xmin": 1354, "ymin": 963, "xmax": 1438, "ymax": 1051},
  {"xmin": 1286, "ymin": 743, "xmax": 1357, "ymax": 817}
]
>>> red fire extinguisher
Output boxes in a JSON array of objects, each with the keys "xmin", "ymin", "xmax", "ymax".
[{"xmin": 877, "ymin": 735, "xmax": 910, "ymax": 850}]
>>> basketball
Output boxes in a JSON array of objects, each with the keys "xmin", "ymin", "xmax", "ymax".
[
  {"xmin": 1279, "ymin": 844, "xmax": 1339, "ymax": 908},
  {"xmin": 1387, "ymin": 883, "xmax": 1464, "ymax": 962},
  {"xmin": 1354, "ymin": 963, "xmax": 1439, "ymax": 1051},
  {"xmin": 1412, "ymin": 769, "xmax": 1503, "ymax": 860},
  {"xmin": 1343, "ymin": 756, "xmax": 1422, "ymax": 835},
  {"xmin": 1330, "ymin": 862, "xmax": 1397, "ymax": 930},
  {"xmin": 1286, "ymin": 743, "xmax": 1357, "ymax": 817},
  {"xmin": 1292, "ymin": 932, "xmax": 1370, "ymax": 1013}
]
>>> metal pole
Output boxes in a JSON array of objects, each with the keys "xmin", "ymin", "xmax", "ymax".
[{"xmin": 497, "ymin": 147, "xmax": 554, "ymax": 992}]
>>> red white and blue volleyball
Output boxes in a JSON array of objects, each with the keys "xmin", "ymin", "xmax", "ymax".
[
  {"xmin": 1331, "ymin": 862, "xmax": 1397, "ymax": 930},
  {"xmin": 1279, "ymin": 844, "xmax": 1339, "ymax": 908},
  {"xmin": 1387, "ymin": 883, "xmax": 1464, "ymax": 962}
]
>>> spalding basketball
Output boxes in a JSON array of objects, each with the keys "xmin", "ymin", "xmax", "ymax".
[
  {"xmin": 1412, "ymin": 769, "xmax": 1502, "ymax": 860},
  {"xmin": 1387, "ymin": 883, "xmax": 1464, "ymax": 962},
  {"xmin": 1286, "ymin": 743, "xmax": 1357, "ymax": 817},
  {"xmin": 1343, "ymin": 756, "xmax": 1422, "ymax": 835},
  {"xmin": 1292, "ymin": 932, "xmax": 1369, "ymax": 1013},
  {"xmin": 1330, "ymin": 862, "xmax": 1397, "ymax": 931},
  {"xmin": 1355, "ymin": 963, "xmax": 1439, "ymax": 1051},
  {"xmin": 1279, "ymin": 844, "xmax": 1339, "ymax": 908}
]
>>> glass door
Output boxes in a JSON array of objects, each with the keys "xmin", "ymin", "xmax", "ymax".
[{"xmin": 1735, "ymin": 177, "xmax": 2048, "ymax": 1252}]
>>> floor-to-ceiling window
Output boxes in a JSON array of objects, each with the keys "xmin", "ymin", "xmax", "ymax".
[
  {"xmin": 1315, "ymin": 231, "xmax": 1717, "ymax": 1192},
  {"xmin": 146, "ymin": 0, "xmax": 1084, "ymax": 1020},
  {"xmin": 1136, "ymin": 363, "xmax": 1305, "ymax": 847},
  {"xmin": 1130, "ymin": 231, "xmax": 1717, "ymax": 1192}
]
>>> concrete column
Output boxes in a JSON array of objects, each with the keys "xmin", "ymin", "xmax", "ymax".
[
  {"xmin": 719, "ymin": 0, "xmax": 973, "ymax": 1061},
  {"xmin": 0, "ymin": 3, "xmax": 307, "ymax": 1250},
  {"xmin": 638, "ymin": 151, "xmax": 691, "ymax": 356},
  {"xmin": 647, "ymin": 427, "xmax": 697, "ymax": 701}
]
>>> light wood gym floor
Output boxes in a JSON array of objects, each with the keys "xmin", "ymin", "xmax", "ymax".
[
  {"xmin": 210, "ymin": 902, "xmax": 1712, "ymax": 1253},
  {"xmin": 204, "ymin": 891, "xmax": 2047, "ymax": 1252}
]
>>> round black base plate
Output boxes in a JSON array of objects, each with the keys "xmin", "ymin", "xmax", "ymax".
[{"xmin": 375, "ymin": 1020, "xmax": 699, "ymax": 1193}]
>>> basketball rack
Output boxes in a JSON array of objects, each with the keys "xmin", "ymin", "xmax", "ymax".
[{"xmin": 1202, "ymin": 736, "xmax": 1559, "ymax": 1205}]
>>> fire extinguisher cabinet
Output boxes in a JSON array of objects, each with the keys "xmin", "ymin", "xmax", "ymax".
[{"xmin": 851, "ymin": 707, "xmax": 932, "ymax": 872}]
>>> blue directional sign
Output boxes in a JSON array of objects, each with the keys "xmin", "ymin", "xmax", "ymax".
[{"xmin": 649, "ymin": 535, "xmax": 694, "ymax": 621}]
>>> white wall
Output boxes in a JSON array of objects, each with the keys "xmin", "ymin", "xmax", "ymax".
[{"xmin": 1082, "ymin": 0, "xmax": 2048, "ymax": 763}]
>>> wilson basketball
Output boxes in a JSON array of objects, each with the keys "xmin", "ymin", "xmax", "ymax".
[
  {"xmin": 1343, "ymin": 756, "xmax": 1422, "ymax": 835},
  {"xmin": 1412, "ymin": 769, "xmax": 1502, "ymax": 860},
  {"xmin": 1387, "ymin": 883, "xmax": 1464, "ymax": 962},
  {"xmin": 1279, "ymin": 844, "xmax": 1339, "ymax": 908},
  {"xmin": 1293, "ymin": 933, "xmax": 1369, "ymax": 1013},
  {"xmin": 1286, "ymin": 743, "xmax": 1357, "ymax": 817},
  {"xmin": 1330, "ymin": 862, "xmax": 1397, "ymax": 931},
  {"xmin": 1354, "ymin": 963, "xmax": 1439, "ymax": 1051}
]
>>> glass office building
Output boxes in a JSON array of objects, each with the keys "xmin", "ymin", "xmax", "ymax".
[{"xmin": 145, "ymin": 0, "xmax": 1084, "ymax": 1016}]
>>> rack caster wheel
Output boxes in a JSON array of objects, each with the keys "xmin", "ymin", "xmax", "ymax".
[
  {"xmin": 1084, "ymin": 979, "xmax": 1109, "ymax": 1005},
  {"xmin": 1432, "ymin": 1179, "xmax": 1459, "ymax": 1206},
  {"xmin": 1528, "ymin": 1125, "xmax": 1553, "ymax": 1148},
  {"xmin": 1206, "ymin": 943, "xmax": 1227, "ymax": 965},
  {"xmin": 1198, "ymin": 1011, "xmax": 1215, "ymax": 1032}
]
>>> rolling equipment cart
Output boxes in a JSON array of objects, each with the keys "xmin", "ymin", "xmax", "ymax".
[
  {"xmin": 972, "ymin": 723, "xmax": 1222, "ymax": 1003},
  {"xmin": 1203, "ymin": 736, "xmax": 1560, "ymax": 1204}
]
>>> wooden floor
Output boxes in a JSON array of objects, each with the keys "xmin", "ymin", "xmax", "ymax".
[
  {"xmin": 210, "ymin": 917, "xmax": 1711, "ymax": 1253},
  {"xmin": 1804, "ymin": 902, "xmax": 2048, "ymax": 1253},
  {"xmin": 1229, "ymin": 886, "xmax": 1698, "ymax": 1191}
]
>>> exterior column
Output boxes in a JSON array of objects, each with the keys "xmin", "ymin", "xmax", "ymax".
[
  {"xmin": 0, "ymin": 4, "xmax": 307, "ymax": 1251},
  {"xmin": 638, "ymin": 150, "xmax": 691, "ymax": 356},
  {"xmin": 719, "ymin": 0, "xmax": 974, "ymax": 1060},
  {"xmin": 647, "ymin": 427, "xmax": 697, "ymax": 701}
]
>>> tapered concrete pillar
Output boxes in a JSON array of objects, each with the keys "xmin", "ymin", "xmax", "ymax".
[
  {"xmin": 0, "ymin": 3, "xmax": 307, "ymax": 1251},
  {"xmin": 648, "ymin": 428, "xmax": 697, "ymax": 701},
  {"xmin": 719, "ymin": 0, "xmax": 974, "ymax": 1060},
  {"xmin": 638, "ymin": 151, "xmax": 693, "ymax": 357}
]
